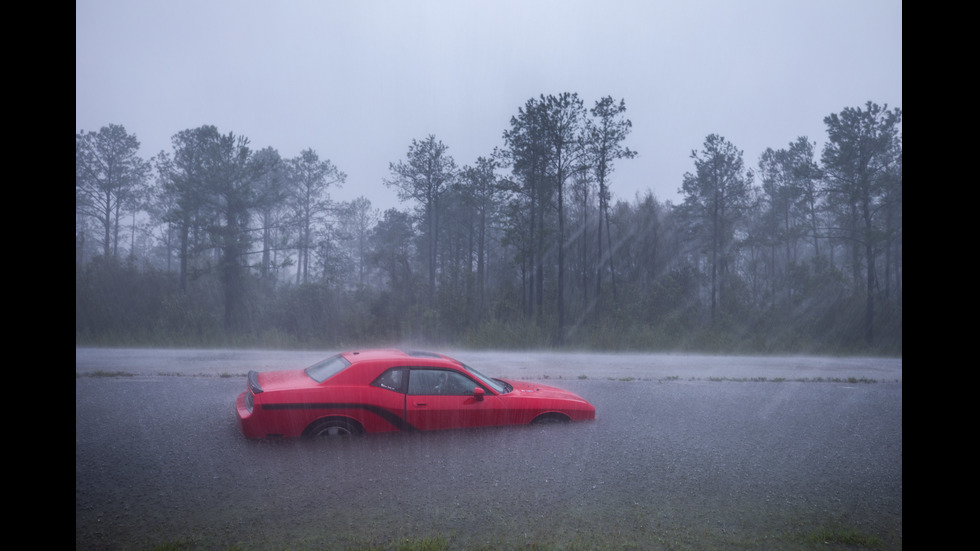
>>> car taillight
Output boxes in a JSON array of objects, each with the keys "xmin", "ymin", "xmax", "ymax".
[{"xmin": 245, "ymin": 391, "xmax": 254, "ymax": 413}]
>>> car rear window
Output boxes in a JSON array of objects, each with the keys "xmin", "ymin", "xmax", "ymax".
[{"xmin": 304, "ymin": 354, "xmax": 351, "ymax": 383}]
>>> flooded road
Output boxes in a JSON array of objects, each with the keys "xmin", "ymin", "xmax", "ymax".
[{"xmin": 76, "ymin": 349, "xmax": 902, "ymax": 550}]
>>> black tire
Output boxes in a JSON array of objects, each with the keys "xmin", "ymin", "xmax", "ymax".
[
  {"xmin": 530, "ymin": 413, "xmax": 571, "ymax": 425},
  {"xmin": 303, "ymin": 418, "xmax": 363, "ymax": 439}
]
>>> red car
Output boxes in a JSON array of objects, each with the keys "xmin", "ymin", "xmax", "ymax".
[{"xmin": 236, "ymin": 349, "xmax": 596, "ymax": 439}]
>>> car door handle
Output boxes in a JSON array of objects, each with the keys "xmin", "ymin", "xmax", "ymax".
[{"xmin": 414, "ymin": 402, "xmax": 427, "ymax": 407}]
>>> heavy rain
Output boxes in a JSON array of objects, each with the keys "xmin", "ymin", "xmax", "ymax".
[{"xmin": 77, "ymin": 1, "xmax": 901, "ymax": 549}]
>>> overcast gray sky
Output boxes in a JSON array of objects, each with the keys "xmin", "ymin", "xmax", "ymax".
[{"xmin": 76, "ymin": 0, "xmax": 902, "ymax": 212}]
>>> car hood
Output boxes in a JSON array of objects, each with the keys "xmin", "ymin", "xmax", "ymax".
[
  {"xmin": 502, "ymin": 379, "xmax": 590, "ymax": 402},
  {"xmin": 256, "ymin": 368, "xmax": 318, "ymax": 392}
]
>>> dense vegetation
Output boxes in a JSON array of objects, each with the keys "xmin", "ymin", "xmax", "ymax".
[{"xmin": 76, "ymin": 95, "xmax": 901, "ymax": 355}]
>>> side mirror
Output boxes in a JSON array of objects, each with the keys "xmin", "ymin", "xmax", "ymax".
[{"xmin": 473, "ymin": 387, "xmax": 485, "ymax": 401}]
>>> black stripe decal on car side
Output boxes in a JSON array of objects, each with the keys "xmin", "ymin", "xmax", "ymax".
[{"xmin": 260, "ymin": 402, "xmax": 417, "ymax": 432}]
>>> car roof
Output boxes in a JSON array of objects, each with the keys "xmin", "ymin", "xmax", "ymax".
[
  {"xmin": 341, "ymin": 349, "xmax": 461, "ymax": 367},
  {"xmin": 325, "ymin": 349, "xmax": 464, "ymax": 386}
]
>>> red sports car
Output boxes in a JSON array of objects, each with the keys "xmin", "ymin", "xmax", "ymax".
[{"xmin": 236, "ymin": 349, "xmax": 595, "ymax": 439}]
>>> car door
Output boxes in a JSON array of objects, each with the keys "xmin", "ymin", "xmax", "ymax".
[
  {"xmin": 404, "ymin": 368, "xmax": 506, "ymax": 430},
  {"xmin": 366, "ymin": 366, "xmax": 415, "ymax": 432}
]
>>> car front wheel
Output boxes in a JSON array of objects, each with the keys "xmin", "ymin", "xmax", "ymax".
[
  {"xmin": 530, "ymin": 413, "xmax": 571, "ymax": 425},
  {"xmin": 303, "ymin": 417, "xmax": 362, "ymax": 439}
]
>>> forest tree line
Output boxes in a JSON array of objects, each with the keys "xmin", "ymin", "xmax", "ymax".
[{"xmin": 76, "ymin": 95, "xmax": 902, "ymax": 354}]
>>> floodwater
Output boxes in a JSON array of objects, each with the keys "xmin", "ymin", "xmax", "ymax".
[{"xmin": 76, "ymin": 348, "xmax": 902, "ymax": 550}]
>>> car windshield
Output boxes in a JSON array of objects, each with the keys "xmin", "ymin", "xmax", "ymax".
[
  {"xmin": 304, "ymin": 354, "xmax": 351, "ymax": 383},
  {"xmin": 463, "ymin": 363, "xmax": 511, "ymax": 394}
]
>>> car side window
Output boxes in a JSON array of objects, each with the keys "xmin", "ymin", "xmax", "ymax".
[
  {"xmin": 371, "ymin": 368, "xmax": 406, "ymax": 393},
  {"xmin": 408, "ymin": 369, "xmax": 478, "ymax": 396}
]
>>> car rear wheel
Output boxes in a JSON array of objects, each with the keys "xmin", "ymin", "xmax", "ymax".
[{"xmin": 303, "ymin": 418, "xmax": 363, "ymax": 439}]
